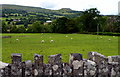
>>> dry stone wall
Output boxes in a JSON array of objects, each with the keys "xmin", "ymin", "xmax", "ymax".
[{"xmin": 0, "ymin": 52, "xmax": 120, "ymax": 77}]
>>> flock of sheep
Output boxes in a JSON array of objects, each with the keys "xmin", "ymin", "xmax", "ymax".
[
  {"xmin": 39, "ymin": 35, "xmax": 115, "ymax": 43},
  {"xmin": 40, "ymin": 35, "xmax": 73, "ymax": 43},
  {"xmin": 15, "ymin": 34, "xmax": 74, "ymax": 43},
  {"xmin": 41, "ymin": 39, "xmax": 54, "ymax": 43},
  {"xmin": 98, "ymin": 36, "xmax": 115, "ymax": 41},
  {"xmin": 15, "ymin": 34, "xmax": 116, "ymax": 43}
]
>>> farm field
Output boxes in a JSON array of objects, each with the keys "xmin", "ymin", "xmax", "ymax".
[{"xmin": 2, "ymin": 33, "xmax": 119, "ymax": 63}]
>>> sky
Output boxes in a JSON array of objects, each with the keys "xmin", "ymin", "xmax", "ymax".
[{"xmin": 1, "ymin": 0, "xmax": 120, "ymax": 15}]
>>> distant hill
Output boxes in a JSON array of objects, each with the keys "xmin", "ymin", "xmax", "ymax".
[{"xmin": 1, "ymin": 4, "xmax": 82, "ymax": 18}]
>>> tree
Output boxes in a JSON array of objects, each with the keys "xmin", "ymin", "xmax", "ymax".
[
  {"xmin": 79, "ymin": 8, "xmax": 101, "ymax": 32},
  {"xmin": 52, "ymin": 17, "xmax": 69, "ymax": 33},
  {"xmin": 2, "ymin": 21, "xmax": 8, "ymax": 33},
  {"xmin": 98, "ymin": 16, "xmax": 108, "ymax": 32},
  {"xmin": 32, "ymin": 21, "xmax": 43, "ymax": 33},
  {"xmin": 105, "ymin": 16, "xmax": 120, "ymax": 32},
  {"xmin": 65, "ymin": 18, "xmax": 79, "ymax": 33},
  {"xmin": 42, "ymin": 24, "xmax": 53, "ymax": 33},
  {"xmin": 10, "ymin": 25, "xmax": 17, "ymax": 33},
  {"xmin": 17, "ymin": 26, "xmax": 26, "ymax": 33},
  {"xmin": 26, "ymin": 26, "xmax": 33, "ymax": 33},
  {"xmin": 52, "ymin": 17, "xmax": 81, "ymax": 33},
  {"xmin": 24, "ymin": 21, "xmax": 28, "ymax": 28}
]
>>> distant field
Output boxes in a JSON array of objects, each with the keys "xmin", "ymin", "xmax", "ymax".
[{"xmin": 2, "ymin": 33, "xmax": 118, "ymax": 63}]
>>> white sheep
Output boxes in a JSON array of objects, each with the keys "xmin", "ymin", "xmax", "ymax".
[
  {"xmin": 66, "ymin": 35, "xmax": 68, "ymax": 37},
  {"xmin": 71, "ymin": 38, "xmax": 73, "ymax": 40},
  {"xmin": 50, "ymin": 40, "xmax": 54, "ymax": 43},
  {"xmin": 108, "ymin": 39, "xmax": 111, "ymax": 41},
  {"xmin": 16, "ymin": 39, "xmax": 19, "ymax": 41},
  {"xmin": 113, "ymin": 36, "xmax": 115, "ymax": 37},
  {"xmin": 100, "ymin": 37, "xmax": 102, "ymax": 39},
  {"xmin": 41, "ymin": 40, "xmax": 45, "ymax": 43}
]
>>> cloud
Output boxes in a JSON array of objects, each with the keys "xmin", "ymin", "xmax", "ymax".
[
  {"xmin": 118, "ymin": 1, "xmax": 120, "ymax": 15},
  {"xmin": 40, "ymin": 1, "xmax": 57, "ymax": 9},
  {"xmin": 39, "ymin": 0, "xmax": 61, "ymax": 9}
]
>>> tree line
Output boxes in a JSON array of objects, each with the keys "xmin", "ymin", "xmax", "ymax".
[{"xmin": 2, "ymin": 8, "xmax": 120, "ymax": 33}]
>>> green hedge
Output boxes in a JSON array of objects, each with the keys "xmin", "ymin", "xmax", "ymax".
[
  {"xmin": 79, "ymin": 32, "xmax": 120, "ymax": 36},
  {"xmin": 93, "ymin": 32, "xmax": 120, "ymax": 36}
]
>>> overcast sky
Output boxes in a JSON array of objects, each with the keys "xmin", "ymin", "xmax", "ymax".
[{"xmin": 1, "ymin": 0, "xmax": 120, "ymax": 15}]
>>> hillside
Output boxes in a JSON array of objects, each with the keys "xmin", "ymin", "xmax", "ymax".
[{"xmin": 1, "ymin": 4, "xmax": 82, "ymax": 19}]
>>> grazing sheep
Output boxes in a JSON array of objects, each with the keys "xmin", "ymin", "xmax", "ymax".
[
  {"xmin": 108, "ymin": 39, "xmax": 111, "ymax": 41},
  {"xmin": 100, "ymin": 37, "xmax": 102, "ymax": 39},
  {"xmin": 66, "ymin": 35, "xmax": 68, "ymax": 37},
  {"xmin": 50, "ymin": 40, "xmax": 54, "ymax": 43},
  {"xmin": 41, "ymin": 40, "xmax": 45, "ymax": 43},
  {"xmin": 71, "ymin": 38, "xmax": 73, "ymax": 40},
  {"xmin": 113, "ymin": 36, "xmax": 115, "ymax": 37},
  {"xmin": 16, "ymin": 39, "xmax": 19, "ymax": 41}
]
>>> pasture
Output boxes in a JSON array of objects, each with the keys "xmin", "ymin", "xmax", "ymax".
[{"xmin": 2, "ymin": 33, "xmax": 118, "ymax": 63}]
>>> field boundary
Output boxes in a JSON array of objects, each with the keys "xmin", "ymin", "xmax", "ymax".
[{"xmin": 0, "ymin": 52, "xmax": 120, "ymax": 77}]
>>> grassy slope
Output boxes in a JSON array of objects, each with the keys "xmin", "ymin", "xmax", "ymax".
[
  {"xmin": 2, "ymin": 33, "xmax": 118, "ymax": 63},
  {"xmin": 1, "ymin": 4, "xmax": 82, "ymax": 18}
]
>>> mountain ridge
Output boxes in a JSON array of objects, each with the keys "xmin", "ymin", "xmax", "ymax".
[{"xmin": 1, "ymin": 4, "xmax": 82, "ymax": 15}]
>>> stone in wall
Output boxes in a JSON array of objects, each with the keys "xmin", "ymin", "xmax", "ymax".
[
  {"xmin": 24, "ymin": 60, "xmax": 33, "ymax": 77},
  {"xmin": 1, "ymin": 64, "xmax": 11, "ymax": 77},
  {"xmin": 108, "ymin": 55, "xmax": 120, "ymax": 63},
  {"xmin": 88, "ymin": 52, "xmax": 109, "ymax": 77},
  {"xmin": 0, "ymin": 61, "xmax": 9, "ymax": 69},
  {"xmin": 110, "ymin": 63, "xmax": 120, "ymax": 77},
  {"xmin": 69, "ymin": 53, "xmax": 83, "ymax": 76},
  {"xmin": 88, "ymin": 52, "xmax": 108, "ymax": 64},
  {"xmin": 11, "ymin": 63, "xmax": 22, "ymax": 77},
  {"xmin": 108, "ymin": 62, "xmax": 120, "ymax": 77},
  {"xmin": 108, "ymin": 55, "xmax": 120, "ymax": 77},
  {"xmin": 11, "ymin": 53, "xmax": 22, "ymax": 64},
  {"xmin": 48, "ymin": 54, "xmax": 62, "ymax": 65},
  {"xmin": 34, "ymin": 54, "xmax": 44, "ymax": 76},
  {"xmin": 84, "ymin": 59, "xmax": 97, "ymax": 77},
  {"xmin": 44, "ymin": 64, "xmax": 53, "ymax": 76},
  {"xmin": 11, "ymin": 53, "xmax": 22, "ymax": 77},
  {"xmin": 48, "ymin": 54, "xmax": 62, "ymax": 76},
  {"xmin": 69, "ymin": 53, "xmax": 82, "ymax": 64},
  {"xmin": 0, "ymin": 61, "xmax": 9, "ymax": 77},
  {"xmin": 62, "ymin": 63, "xmax": 72, "ymax": 77}
]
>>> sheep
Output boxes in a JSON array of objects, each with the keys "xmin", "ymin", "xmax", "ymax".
[
  {"xmin": 41, "ymin": 40, "xmax": 45, "ymax": 43},
  {"xmin": 66, "ymin": 35, "xmax": 68, "ymax": 37},
  {"xmin": 71, "ymin": 38, "xmax": 73, "ymax": 40},
  {"xmin": 16, "ymin": 39, "xmax": 19, "ymax": 41},
  {"xmin": 50, "ymin": 40, "xmax": 54, "ymax": 43},
  {"xmin": 49, "ymin": 37, "xmax": 52, "ymax": 38},
  {"xmin": 108, "ymin": 39, "xmax": 111, "ymax": 41},
  {"xmin": 100, "ymin": 37, "xmax": 102, "ymax": 39},
  {"xmin": 113, "ymin": 36, "xmax": 115, "ymax": 37}
]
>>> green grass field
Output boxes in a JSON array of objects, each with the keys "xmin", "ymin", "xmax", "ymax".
[{"xmin": 2, "ymin": 33, "xmax": 118, "ymax": 63}]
